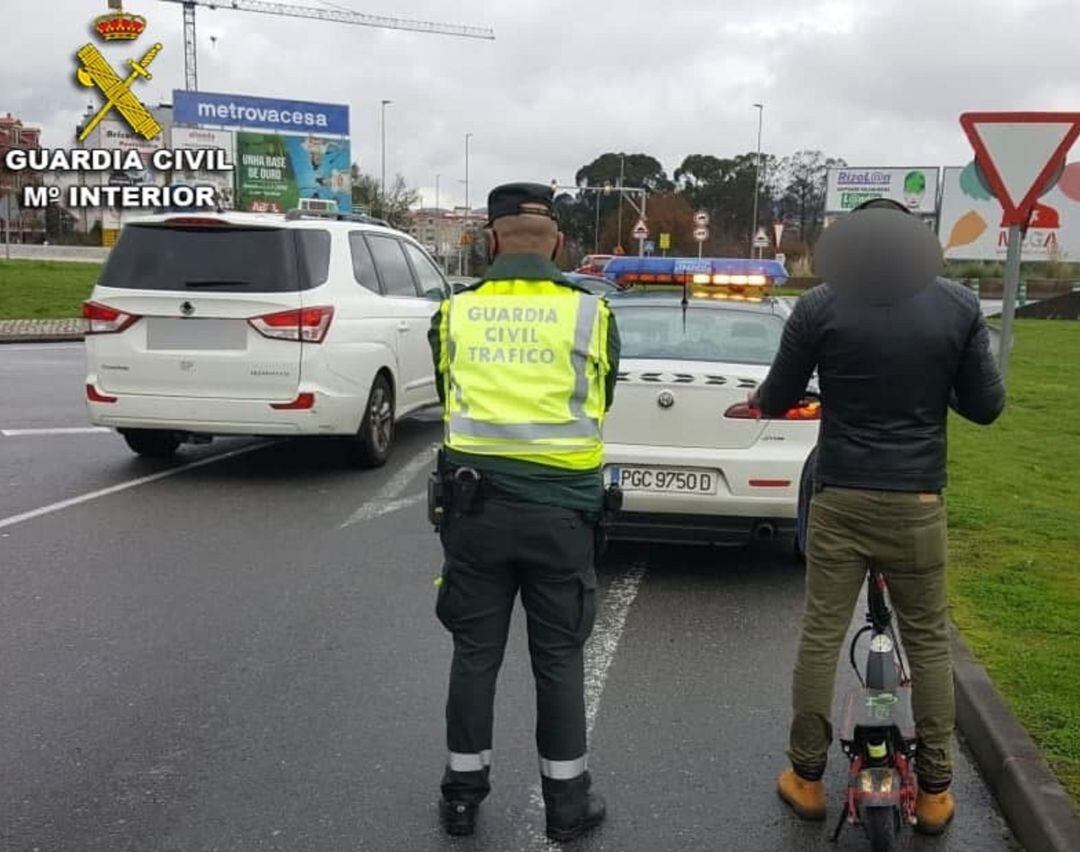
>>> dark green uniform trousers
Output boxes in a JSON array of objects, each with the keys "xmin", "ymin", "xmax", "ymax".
[
  {"xmin": 436, "ymin": 496, "xmax": 597, "ymax": 804},
  {"xmin": 789, "ymin": 486, "xmax": 953, "ymax": 790}
]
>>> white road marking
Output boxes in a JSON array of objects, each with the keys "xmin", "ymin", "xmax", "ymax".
[
  {"xmin": 523, "ymin": 562, "xmax": 648, "ymax": 850},
  {"xmin": 1, "ymin": 427, "xmax": 110, "ymax": 437},
  {"xmin": 0, "ymin": 442, "xmax": 269, "ymax": 532},
  {"xmin": 338, "ymin": 444, "xmax": 437, "ymax": 528},
  {"xmin": 344, "ymin": 491, "xmax": 425, "ymax": 525}
]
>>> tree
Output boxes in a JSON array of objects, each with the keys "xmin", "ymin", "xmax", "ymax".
[
  {"xmin": 597, "ymin": 192, "xmax": 696, "ymax": 256},
  {"xmin": 350, "ymin": 164, "xmax": 418, "ymax": 229},
  {"xmin": 674, "ymin": 152, "xmax": 780, "ymax": 249},
  {"xmin": 777, "ymin": 150, "xmax": 846, "ymax": 242},
  {"xmin": 575, "ymin": 152, "xmax": 673, "ymax": 194}
]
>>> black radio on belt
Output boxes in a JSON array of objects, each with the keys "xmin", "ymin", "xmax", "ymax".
[
  {"xmin": 602, "ymin": 484, "xmax": 623, "ymax": 516},
  {"xmin": 451, "ymin": 466, "xmax": 482, "ymax": 514}
]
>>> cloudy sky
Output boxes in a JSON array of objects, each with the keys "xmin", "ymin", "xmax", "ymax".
[{"xmin": 4, "ymin": 0, "xmax": 1079, "ymax": 208}]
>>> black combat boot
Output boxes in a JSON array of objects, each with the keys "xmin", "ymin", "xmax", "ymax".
[
  {"xmin": 439, "ymin": 799, "xmax": 478, "ymax": 836},
  {"xmin": 542, "ymin": 771, "xmax": 606, "ymax": 842}
]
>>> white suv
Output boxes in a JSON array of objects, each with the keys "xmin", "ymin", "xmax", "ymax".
[{"xmin": 83, "ymin": 209, "xmax": 449, "ymax": 466}]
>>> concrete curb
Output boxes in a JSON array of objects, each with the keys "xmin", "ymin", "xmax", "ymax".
[
  {"xmin": 0, "ymin": 319, "xmax": 87, "ymax": 344},
  {"xmin": 0, "ymin": 333, "xmax": 85, "ymax": 344},
  {"xmin": 951, "ymin": 627, "xmax": 1080, "ymax": 851}
]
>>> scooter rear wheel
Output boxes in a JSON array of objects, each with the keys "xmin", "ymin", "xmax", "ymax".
[{"xmin": 864, "ymin": 806, "xmax": 898, "ymax": 852}]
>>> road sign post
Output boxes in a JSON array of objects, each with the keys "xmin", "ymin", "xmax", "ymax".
[
  {"xmin": 693, "ymin": 225, "xmax": 708, "ymax": 257},
  {"xmin": 959, "ymin": 111, "xmax": 1080, "ymax": 384},
  {"xmin": 631, "ymin": 219, "xmax": 648, "ymax": 257}
]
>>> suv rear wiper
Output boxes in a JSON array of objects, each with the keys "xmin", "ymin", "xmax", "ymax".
[{"xmin": 184, "ymin": 279, "xmax": 253, "ymax": 288}]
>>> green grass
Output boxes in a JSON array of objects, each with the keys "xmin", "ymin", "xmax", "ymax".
[
  {"xmin": 947, "ymin": 320, "xmax": 1080, "ymax": 802},
  {"xmin": 0, "ymin": 260, "xmax": 102, "ymax": 319}
]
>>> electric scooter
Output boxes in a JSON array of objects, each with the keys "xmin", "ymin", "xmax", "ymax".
[{"xmin": 832, "ymin": 567, "xmax": 918, "ymax": 852}]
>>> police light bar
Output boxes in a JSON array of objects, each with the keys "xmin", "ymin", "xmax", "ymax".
[{"xmin": 605, "ymin": 256, "xmax": 788, "ymax": 296}]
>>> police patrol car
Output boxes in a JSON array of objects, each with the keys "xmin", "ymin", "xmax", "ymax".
[{"xmin": 601, "ymin": 257, "xmax": 819, "ymax": 553}]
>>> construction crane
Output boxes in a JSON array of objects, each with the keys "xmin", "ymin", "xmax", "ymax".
[{"xmin": 157, "ymin": 0, "xmax": 495, "ymax": 92}]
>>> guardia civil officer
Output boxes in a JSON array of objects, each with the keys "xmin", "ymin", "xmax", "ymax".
[
  {"xmin": 427, "ymin": 183, "xmax": 620, "ymax": 841},
  {"xmin": 754, "ymin": 198, "xmax": 1005, "ymax": 834}
]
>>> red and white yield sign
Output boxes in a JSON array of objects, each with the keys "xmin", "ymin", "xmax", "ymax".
[{"xmin": 959, "ymin": 111, "xmax": 1080, "ymax": 226}]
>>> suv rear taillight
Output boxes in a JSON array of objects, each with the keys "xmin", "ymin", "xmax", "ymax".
[
  {"xmin": 83, "ymin": 301, "xmax": 140, "ymax": 334},
  {"xmin": 86, "ymin": 383, "xmax": 118, "ymax": 403},
  {"xmin": 724, "ymin": 398, "xmax": 821, "ymax": 421},
  {"xmin": 248, "ymin": 306, "xmax": 334, "ymax": 343}
]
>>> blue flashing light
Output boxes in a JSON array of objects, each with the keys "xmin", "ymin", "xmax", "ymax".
[{"xmin": 604, "ymin": 256, "xmax": 788, "ymax": 285}]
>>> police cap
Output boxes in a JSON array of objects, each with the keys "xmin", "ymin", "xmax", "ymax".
[{"xmin": 486, "ymin": 182, "xmax": 556, "ymax": 224}]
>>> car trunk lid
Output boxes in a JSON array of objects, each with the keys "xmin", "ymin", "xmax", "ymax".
[{"xmin": 603, "ymin": 359, "xmax": 771, "ymax": 450}]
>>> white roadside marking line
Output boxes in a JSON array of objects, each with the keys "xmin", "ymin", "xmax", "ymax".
[
  {"xmin": 0, "ymin": 442, "xmax": 270, "ymax": 532},
  {"xmin": 523, "ymin": 562, "xmax": 648, "ymax": 850},
  {"xmin": 339, "ymin": 444, "xmax": 437, "ymax": 528},
  {"xmin": 1, "ymin": 427, "xmax": 111, "ymax": 437}
]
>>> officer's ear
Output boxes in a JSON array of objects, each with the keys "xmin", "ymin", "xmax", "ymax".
[
  {"xmin": 552, "ymin": 231, "xmax": 565, "ymax": 262},
  {"xmin": 485, "ymin": 228, "xmax": 498, "ymax": 263}
]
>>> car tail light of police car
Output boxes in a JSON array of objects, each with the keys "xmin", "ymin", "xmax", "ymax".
[
  {"xmin": 724, "ymin": 398, "xmax": 821, "ymax": 421},
  {"xmin": 83, "ymin": 301, "xmax": 141, "ymax": 334},
  {"xmin": 248, "ymin": 306, "xmax": 334, "ymax": 343}
]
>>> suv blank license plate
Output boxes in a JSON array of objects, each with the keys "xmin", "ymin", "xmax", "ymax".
[
  {"xmin": 607, "ymin": 466, "xmax": 718, "ymax": 494},
  {"xmin": 147, "ymin": 318, "xmax": 247, "ymax": 351}
]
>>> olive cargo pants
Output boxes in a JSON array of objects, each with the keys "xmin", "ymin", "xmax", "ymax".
[
  {"xmin": 436, "ymin": 497, "xmax": 597, "ymax": 804},
  {"xmin": 789, "ymin": 486, "xmax": 954, "ymax": 790}
]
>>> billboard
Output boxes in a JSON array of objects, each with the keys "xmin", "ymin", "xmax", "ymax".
[
  {"xmin": 94, "ymin": 119, "xmax": 163, "ymax": 187},
  {"xmin": 170, "ymin": 126, "xmax": 236, "ymax": 209},
  {"xmin": 173, "ymin": 90, "xmax": 350, "ymax": 136},
  {"xmin": 939, "ymin": 161, "xmax": 1080, "ymax": 261},
  {"xmin": 236, "ymin": 132, "xmax": 351, "ymax": 214},
  {"xmin": 826, "ymin": 167, "xmax": 939, "ymax": 215}
]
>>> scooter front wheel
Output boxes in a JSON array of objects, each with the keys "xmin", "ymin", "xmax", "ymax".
[{"xmin": 863, "ymin": 806, "xmax": 898, "ymax": 852}]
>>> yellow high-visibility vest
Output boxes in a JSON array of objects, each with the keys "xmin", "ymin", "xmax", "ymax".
[{"xmin": 437, "ymin": 279, "xmax": 611, "ymax": 470}]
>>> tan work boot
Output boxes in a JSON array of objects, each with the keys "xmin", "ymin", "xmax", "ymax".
[
  {"xmin": 777, "ymin": 768, "xmax": 827, "ymax": 821},
  {"xmin": 915, "ymin": 788, "xmax": 955, "ymax": 835}
]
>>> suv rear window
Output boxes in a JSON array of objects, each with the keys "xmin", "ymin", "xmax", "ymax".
[{"xmin": 99, "ymin": 224, "xmax": 329, "ymax": 292}]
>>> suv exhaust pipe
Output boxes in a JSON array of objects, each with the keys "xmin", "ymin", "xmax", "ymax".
[{"xmin": 753, "ymin": 521, "xmax": 777, "ymax": 541}]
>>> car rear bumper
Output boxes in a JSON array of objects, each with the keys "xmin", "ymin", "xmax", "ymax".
[
  {"xmin": 85, "ymin": 381, "xmax": 363, "ymax": 436},
  {"xmin": 603, "ymin": 442, "xmax": 812, "ymax": 515},
  {"xmin": 607, "ymin": 511, "xmax": 797, "ymax": 546}
]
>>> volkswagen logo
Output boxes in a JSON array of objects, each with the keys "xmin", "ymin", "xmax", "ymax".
[
  {"xmin": 657, "ymin": 390, "xmax": 675, "ymax": 409},
  {"xmin": 180, "ymin": 301, "xmax": 195, "ymax": 317}
]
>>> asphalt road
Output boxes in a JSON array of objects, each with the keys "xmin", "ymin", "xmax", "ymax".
[{"xmin": 0, "ymin": 343, "xmax": 1017, "ymax": 851}]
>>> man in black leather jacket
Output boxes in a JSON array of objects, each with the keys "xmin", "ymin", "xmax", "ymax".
[{"xmin": 756, "ymin": 199, "xmax": 1005, "ymax": 835}]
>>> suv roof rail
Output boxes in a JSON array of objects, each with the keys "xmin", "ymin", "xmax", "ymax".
[{"xmin": 284, "ymin": 208, "xmax": 392, "ymax": 227}]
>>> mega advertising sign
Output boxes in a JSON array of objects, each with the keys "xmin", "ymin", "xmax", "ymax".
[
  {"xmin": 939, "ymin": 161, "xmax": 1080, "ymax": 261},
  {"xmin": 170, "ymin": 126, "xmax": 235, "ymax": 208},
  {"xmin": 236, "ymin": 132, "xmax": 351, "ymax": 214},
  {"xmin": 826, "ymin": 167, "xmax": 939, "ymax": 215},
  {"xmin": 173, "ymin": 90, "xmax": 350, "ymax": 136}
]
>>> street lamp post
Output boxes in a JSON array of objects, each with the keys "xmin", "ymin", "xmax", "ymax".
[
  {"xmin": 463, "ymin": 133, "xmax": 473, "ymax": 276},
  {"xmin": 750, "ymin": 102, "xmax": 764, "ymax": 258},
  {"xmin": 380, "ymin": 99, "xmax": 392, "ymax": 216},
  {"xmin": 616, "ymin": 153, "xmax": 626, "ymax": 252},
  {"xmin": 435, "ymin": 173, "xmax": 441, "ymax": 212},
  {"xmin": 464, "ymin": 133, "xmax": 473, "ymax": 212}
]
